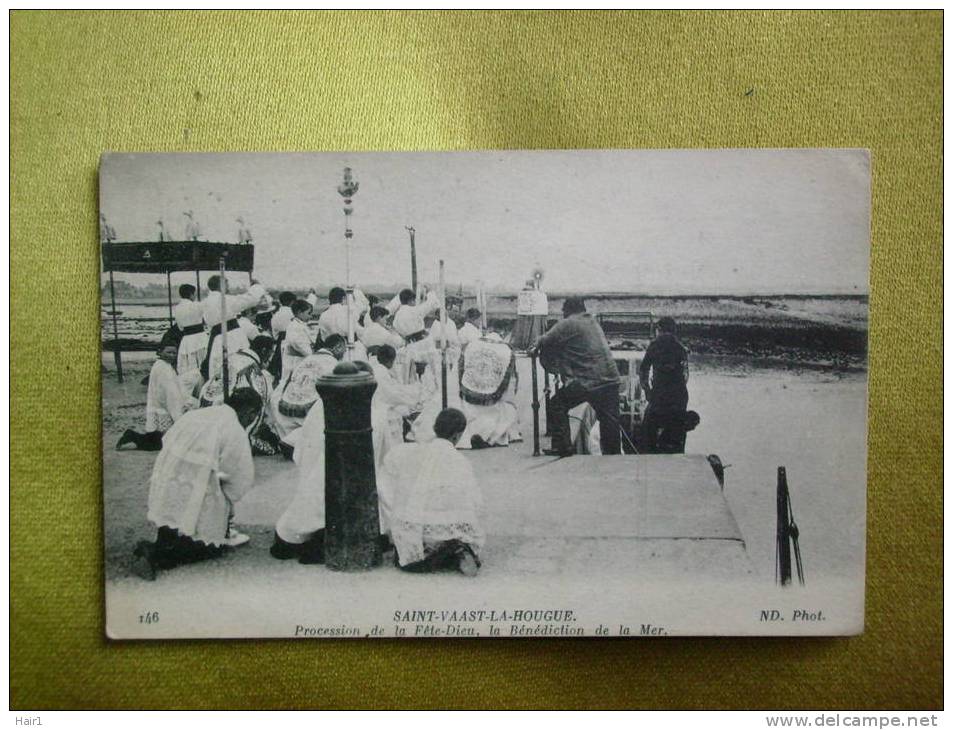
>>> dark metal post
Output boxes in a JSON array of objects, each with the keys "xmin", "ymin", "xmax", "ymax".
[
  {"xmin": 166, "ymin": 270, "xmax": 174, "ymax": 327},
  {"xmin": 108, "ymin": 269, "xmax": 123, "ymax": 383},
  {"xmin": 530, "ymin": 352, "xmax": 541, "ymax": 456},
  {"xmin": 776, "ymin": 466, "xmax": 792, "ymax": 587},
  {"xmin": 543, "ymin": 371, "xmax": 552, "ymax": 436},
  {"xmin": 195, "ymin": 269, "xmax": 202, "ymax": 301},
  {"xmin": 317, "ymin": 363, "xmax": 382, "ymax": 571}
]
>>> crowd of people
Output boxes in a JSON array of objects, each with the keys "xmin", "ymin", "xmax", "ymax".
[
  {"xmin": 122, "ymin": 277, "xmax": 516, "ymax": 582},
  {"xmin": 118, "ymin": 277, "xmax": 695, "ymax": 583}
]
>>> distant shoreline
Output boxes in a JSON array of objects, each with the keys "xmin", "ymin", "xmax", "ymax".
[{"xmin": 103, "ymin": 292, "xmax": 869, "ymax": 306}]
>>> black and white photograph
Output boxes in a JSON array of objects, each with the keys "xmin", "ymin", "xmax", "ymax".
[{"xmin": 100, "ymin": 149, "xmax": 870, "ymax": 639}]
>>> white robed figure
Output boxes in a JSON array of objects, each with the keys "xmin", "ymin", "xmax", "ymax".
[
  {"xmin": 378, "ymin": 408, "xmax": 484, "ymax": 574},
  {"xmin": 318, "ymin": 286, "xmax": 368, "ymax": 341},
  {"xmin": 201, "ymin": 276, "xmax": 268, "ymax": 379},
  {"xmin": 280, "ymin": 301, "xmax": 315, "ymax": 383},
  {"xmin": 369, "ymin": 345, "xmax": 422, "ymax": 470},
  {"xmin": 271, "ymin": 396, "xmax": 327, "ymax": 560},
  {"xmin": 146, "ymin": 355, "xmax": 190, "ymax": 434},
  {"xmin": 146, "ymin": 394, "xmax": 258, "ymax": 550},
  {"xmin": 270, "ymin": 337, "xmax": 344, "ymax": 450},
  {"xmin": 198, "ymin": 336, "xmax": 280, "ymax": 456},
  {"xmin": 389, "ymin": 287, "xmax": 440, "ymax": 382},
  {"xmin": 173, "ymin": 283, "xmax": 206, "ymax": 389},
  {"xmin": 456, "ymin": 333, "xmax": 522, "ymax": 449}
]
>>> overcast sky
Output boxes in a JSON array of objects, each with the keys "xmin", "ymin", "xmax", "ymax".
[{"xmin": 100, "ymin": 149, "xmax": 869, "ymax": 295}]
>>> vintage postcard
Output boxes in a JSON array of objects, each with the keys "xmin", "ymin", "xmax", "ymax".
[{"xmin": 101, "ymin": 149, "xmax": 869, "ymax": 639}]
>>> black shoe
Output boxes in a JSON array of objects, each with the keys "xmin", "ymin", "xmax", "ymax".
[
  {"xmin": 455, "ymin": 544, "xmax": 481, "ymax": 577},
  {"xmin": 116, "ymin": 429, "xmax": 135, "ymax": 450},
  {"xmin": 269, "ymin": 533, "xmax": 300, "ymax": 560},
  {"xmin": 543, "ymin": 448, "xmax": 573, "ymax": 457},
  {"xmin": 132, "ymin": 541, "xmax": 157, "ymax": 581},
  {"xmin": 470, "ymin": 435, "xmax": 490, "ymax": 450}
]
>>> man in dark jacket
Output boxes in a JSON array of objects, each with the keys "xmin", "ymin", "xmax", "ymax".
[
  {"xmin": 533, "ymin": 297, "xmax": 621, "ymax": 456},
  {"xmin": 639, "ymin": 316, "xmax": 691, "ymax": 453}
]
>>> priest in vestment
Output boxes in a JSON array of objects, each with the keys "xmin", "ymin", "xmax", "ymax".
[
  {"xmin": 198, "ymin": 335, "xmax": 280, "ymax": 455},
  {"xmin": 377, "ymin": 408, "xmax": 483, "ymax": 575},
  {"xmin": 456, "ymin": 333, "xmax": 522, "ymax": 449},
  {"xmin": 270, "ymin": 335, "xmax": 345, "ymax": 452}
]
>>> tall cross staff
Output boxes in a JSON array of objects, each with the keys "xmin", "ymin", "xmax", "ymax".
[
  {"xmin": 439, "ymin": 260, "xmax": 448, "ymax": 409},
  {"xmin": 337, "ymin": 167, "xmax": 360, "ymax": 361},
  {"xmin": 218, "ymin": 255, "xmax": 230, "ymax": 401}
]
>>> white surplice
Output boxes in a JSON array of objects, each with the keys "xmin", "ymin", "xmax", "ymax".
[
  {"xmin": 458, "ymin": 321, "xmax": 482, "ymax": 348},
  {"xmin": 145, "ymin": 359, "xmax": 189, "ymax": 432},
  {"xmin": 317, "ymin": 289, "xmax": 368, "ymax": 341},
  {"xmin": 202, "ymin": 285, "xmax": 267, "ymax": 377},
  {"xmin": 174, "ymin": 299, "xmax": 207, "ymax": 376},
  {"xmin": 275, "ymin": 399, "xmax": 326, "ymax": 545},
  {"xmin": 201, "ymin": 283, "xmax": 267, "ymax": 329},
  {"xmin": 147, "ymin": 405, "xmax": 255, "ymax": 546},
  {"xmin": 270, "ymin": 306, "xmax": 293, "ymax": 336},
  {"xmin": 377, "ymin": 439, "xmax": 485, "ymax": 566},
  {"xmin": 370, "ymin": 360, "xmax": 421, "ymax": 470},
  {"xmin": 280, "ymin": 317, "xmax": 314, "ymax": 383},
  {"xmin": 360, "ymin": 321, "xmax": 404, "ymax": 350}
]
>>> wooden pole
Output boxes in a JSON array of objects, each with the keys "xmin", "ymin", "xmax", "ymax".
[
  {"xmin": 439, "ymin": 260, "xmax": 448, "ymax": 409},
  {"xmin": 219, "ymin": 257, "xmax": 230, "ymax": 401},
  {"xmin": 406, "ymin": 226, "xmax": 417, "ymax": 292},
  {"xmin": 108, "ymin": 269, "xmax": 123, "ymax": 383},
  {"xmin": 166, "ymin": 270, "xmax": 174, "ymax": 327},
  {"xmin": 477, "ymin": 282, "xmax": 487, "ymax": 335},
  {"xmin": 195, "ymin": 269, "xmax": 201, "ymax": 301},
  {"xmin": 776, "ymin": 466, "xmax": 792, "ymax": 587},
  {"xmin": 530, "ymin": 352, "xmax": 541, "ymax": 456}
]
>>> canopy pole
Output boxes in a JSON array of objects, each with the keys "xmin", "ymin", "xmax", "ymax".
[
  {"xmin": 108, "ymin": 269, "xmax": 123, "ymax": 383},
  {"xmin": 166, "ymin": 270, "xmax": 174, "ymax": 327},
  {"xmin": 195, "ymin": 269, "xmax": 201, "ymax": 301},
  {"xmin": 219, "ymin": 257, "xmax": 230, "ymax": 401}
]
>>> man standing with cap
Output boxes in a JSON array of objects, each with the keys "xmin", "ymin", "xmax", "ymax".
[{"xmin": 532, "ymin": 296, "xmax": 621, "ymax": 456}]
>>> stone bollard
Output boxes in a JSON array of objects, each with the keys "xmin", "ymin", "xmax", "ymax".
[{"xmin": 316, "ymin": 361, "xmax": 382, "ymax": 571}]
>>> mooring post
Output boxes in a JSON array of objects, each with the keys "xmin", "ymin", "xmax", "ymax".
[
  {"xmin": 530, "ymin": 352, "xmax": 541, "ymax": 456},
  {"xmin": 776, "ymin": 466, "xmax": 792, "ymax": 587},
  {"xmin": 317, "ymin": 362, "xmax": 382, "ymax": 571}
]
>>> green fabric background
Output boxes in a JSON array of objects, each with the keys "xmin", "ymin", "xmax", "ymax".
[{"xmin": 10, "ymin": 10, "xmax": 941, "ymax": 710}]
